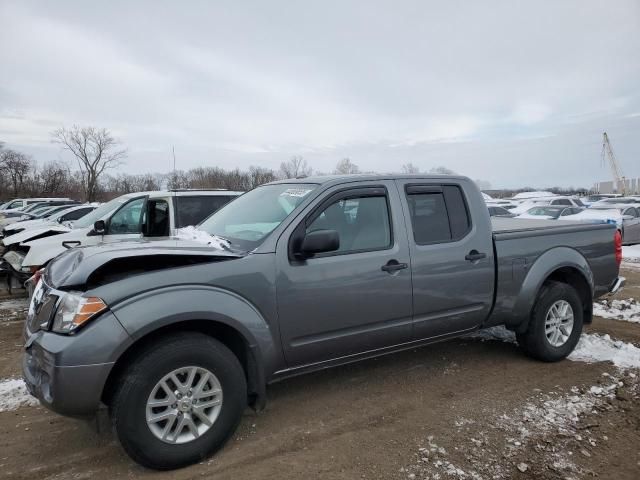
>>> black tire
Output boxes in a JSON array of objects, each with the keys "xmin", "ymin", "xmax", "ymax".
[
  {"xmin": 519, "ymin": 281, "xmax": 583, "ymax": 362},
  {"xmin": 110, "ymin": 332, "xmax": 247, "ymax": 470}
]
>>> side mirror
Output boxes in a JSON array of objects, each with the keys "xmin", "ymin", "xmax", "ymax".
[
  {"xmin": 299, "ymin": 229, "xmax": 339, "ymax": 256},
  {"xmin": 93, "ymin": 220, "xmax": 106, "ymax": 235},
  {"xmin": 622, "ymin": 215, "xmax": 634, "ymax": 221}
]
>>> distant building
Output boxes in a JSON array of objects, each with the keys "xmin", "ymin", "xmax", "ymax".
[{"xmin": 594, "ymin": 178, "xmax": 640, "ymax": 194}]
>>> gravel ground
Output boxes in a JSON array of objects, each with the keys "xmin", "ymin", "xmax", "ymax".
[{"xmin": 0, "ymin": 269, "xmax": 638, "ymax": 480}]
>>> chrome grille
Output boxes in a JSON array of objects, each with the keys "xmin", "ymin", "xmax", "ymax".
[{"xmin": 25, "ymin": 283, "xmax": 58, "ymax": 335}]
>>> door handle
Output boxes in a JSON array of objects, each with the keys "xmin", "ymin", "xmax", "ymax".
[
  {"xmin": 381, "ymin": 260, "xmax": 408, "ymax": 273},
  {"xmin": 465, "ymin": 250, "xmax": 487, "ymax": 262}
]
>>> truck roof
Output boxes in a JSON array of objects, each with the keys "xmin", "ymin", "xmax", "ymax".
[
  {"xmin": 268, "ymin": 173, "xmax": 469, "ymax": 186},
  {"xmin": 117, "ymin": 190, "xmax": 244, "ymax": 199}
]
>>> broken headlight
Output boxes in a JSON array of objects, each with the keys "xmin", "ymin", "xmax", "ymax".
[{"xmin": 51, "ymin": 293, "xmax": 107, "ymax": 334}]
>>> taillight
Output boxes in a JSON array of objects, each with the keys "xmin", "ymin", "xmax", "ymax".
[{"xmin": 614, "ymin": 230, "xmax": 622, "ymax": 267}]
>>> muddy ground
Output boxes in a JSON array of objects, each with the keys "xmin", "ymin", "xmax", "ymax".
[{"xmin": 0, "ymin": 268, "xmax": 638, "ymax": 480}]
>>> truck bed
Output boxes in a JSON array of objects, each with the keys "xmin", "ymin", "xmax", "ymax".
[
  {"xmin": 487, "ymin": 216, "xmax": 619, "ymax": 329},
  {"xmin": 491, "ymin": 217, "xmax": 613, "ymax": 237}
]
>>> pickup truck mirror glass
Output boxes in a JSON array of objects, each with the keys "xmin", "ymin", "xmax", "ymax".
[
  {"xmin": 300, "ymin": 229, "xmax": 340, "ymax": 256},
  {"xmin": 92, "ymin": 220, "xmax": 106, "ymax": 235}
]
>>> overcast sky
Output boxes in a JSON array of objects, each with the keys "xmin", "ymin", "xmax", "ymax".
[{"xmin": 1, "ymin": 0, "xmax": 639, "ymax": 188}]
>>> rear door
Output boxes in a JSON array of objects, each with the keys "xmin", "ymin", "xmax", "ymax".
[
  {"xmin": 275, "ymin": 181, "xmax": 413, "ymax": 367},
  {"xmin": 396, "ymin": 179, "xmax": 495, "ymax": 339}
]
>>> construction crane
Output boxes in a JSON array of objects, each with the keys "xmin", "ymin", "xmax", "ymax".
[{"xmin": 601, "ymin": 132, "xmax": 626, "ymax": 195}]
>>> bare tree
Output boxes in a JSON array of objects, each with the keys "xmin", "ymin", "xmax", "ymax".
[
  {"xmin": 0, "ymin": 148, "xmax": 32, "ymax": 196},
  {"xmin": 248, "ymin": 166, "xmax": 277, "ymax": 189},
  {"xmin": 51, "ymin": 126, "xmax": 127, "ymax": 201},
  {"xmin": 401, "ymin": 162, "xmax": 420, "ymax": 174},
  {"xmin": 333, "ymin": 158, "xmax": 360, "ymax": 174},
  {"xmin": 279, "ymin": 155, "xmax": 312, "ymax": 179}
]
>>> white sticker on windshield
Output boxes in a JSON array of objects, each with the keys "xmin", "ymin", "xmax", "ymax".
[{"xmin": 280, "ymin": 188, "xmax": 313, "ymax": 198}]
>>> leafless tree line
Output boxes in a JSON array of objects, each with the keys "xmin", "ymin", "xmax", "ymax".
[{"xmin": 2, "ymin": 125, "xmax": 495, "ymax": 202}]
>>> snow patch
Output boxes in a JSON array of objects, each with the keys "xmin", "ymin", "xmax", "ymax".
[
  {"xmin": 174, "ymin": 226, "xmax": 230, "ymax": 250},
  {"xmin": 568, "ymin": 334, "xmax": 640, "ymax": 369},
  {"xmin": 622, "ymin": 245, "xmax": 640, "ymax": 261},
  {"xmin": 0, "ymin": 378, "xmax": 39, "ymax": 412},
  {"xmin": 593, "ymin": 298, "xmax": 640, "ymax": 323}
]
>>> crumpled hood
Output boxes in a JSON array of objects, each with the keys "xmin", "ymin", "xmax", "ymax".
[
  {"xmin": 46, "ymin": 237, "xmax": 244, "ymax": 289},
  {"xmin": 2, "ymin": 224, "xmax": 70, "ymax": 247}
]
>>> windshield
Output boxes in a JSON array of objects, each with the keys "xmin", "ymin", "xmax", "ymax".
[
  {"xmin": 74, "ymin": 197, "xmax": 129, "ymax": 228},
  {"xmin": 198, "ymin": 183, "xmax": 318, "ymax": 250}
]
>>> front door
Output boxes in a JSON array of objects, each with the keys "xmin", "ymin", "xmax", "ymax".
[
  {"xmin": 275, "ymin": 181, "xmax": 413, "ymax": 367},
  {"xmin": 101, "ymin": 196, "xmax": 147, "ymax": 244},
  {"xmin": 396, "ymin": 179, "xmax": 495, "ymax": 339}
]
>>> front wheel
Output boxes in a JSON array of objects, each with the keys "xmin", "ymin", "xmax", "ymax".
[
  {"xmin": 518, "ymin": 281, "xmax": 583, "ymax": 362},
  {"xmin": 110, "ymin": 333, "xmax": 247, "ymax": 470}
]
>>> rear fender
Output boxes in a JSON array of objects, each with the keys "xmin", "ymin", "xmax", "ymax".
[{"xmin": 511, "ymin": 247, "xmax": 593, "ymax": 332}]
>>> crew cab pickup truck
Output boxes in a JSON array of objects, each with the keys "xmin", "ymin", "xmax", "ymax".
[
  {"xmin": 2, "ymin": 189, "xmax": 241, "ymax": 289},
  {"xmin": 22, "ymin": 175, "xmax": 623, "ymax": 470}
]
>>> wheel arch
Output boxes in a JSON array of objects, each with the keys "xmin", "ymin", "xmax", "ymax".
[
  {"xmin": 102, "ymin": 319, "xmax": 266, "ymax": 411},
  {"xmin": 513, "ymin": 247, "xmax": 594, "ymax": 333}
]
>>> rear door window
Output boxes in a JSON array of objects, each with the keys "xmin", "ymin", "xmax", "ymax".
[
  {"xmin": 176, "ymin": 195, "xmax": 234, "ymax": 228},
  {"xmin": 405, "ymin": 185, "xmax": 471, "ymax": 245},
  {"xmin": 551, "ymin": 199, "xmax": 572, "ymax": 206}
]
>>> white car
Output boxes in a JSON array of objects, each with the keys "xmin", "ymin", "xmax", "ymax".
[
  {"xmin": 0, "ymin": 197, "xmax": 74, "ymax": 215},
  {"xmin": 509, "ymin": 196, "xmax": 585, "ymax": 215},
  {"xmin": 570, "ymin": 205, "xmax": 640, "ymax": 245},
  {"xmin": 1, "ymin": 205, "xmax": 98, "ymax": 243},
  {"xmin": 4, "ymin": 190, "xmax": 242, "ymax": 282},
  {"xmin": 516, "ymin": 206, "xmax": 585, "ymax": 220}
]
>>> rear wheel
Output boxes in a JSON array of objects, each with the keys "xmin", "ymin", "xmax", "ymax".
[
  {"xmin": 518, "ymin": 281, "xmax": 583, "ymax": 362},
  {"xmin": 110, "ymin": 333, "xmax": 247, "ymax": 470}
]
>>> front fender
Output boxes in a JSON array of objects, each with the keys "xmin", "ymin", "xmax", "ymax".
[
  {"xmin": 109, "ymin": 284, "xmax": 280, "ymax": 378},
  {"xmin": 512, "ymin": 246, "xmax": 593, "ymax": 326},
  {"xmin": 22, "ymin": 229, "xmax": 90, "ymax": 267}
]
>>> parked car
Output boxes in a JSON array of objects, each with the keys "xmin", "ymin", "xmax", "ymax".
[
  {"xmin": 580, "ymin": 194, "xmax": 621, "ymax": 207},
  {"xmin": 591, "ymin": 196, "xmax": 640, "ymax": 208},
  {"xmin": 0, "ymin": 197, "xmax": 75, "ymax": 214},
  {"xmin": 1, "ymin": 205, "xmax": 98, "ymax": 240},
  {"xmin": 1, "ymin": 190, "xmax": 241, "ymax": 287},
  {"xmin": 22, "ymin": 174, "xmax": 622, "ymax": 469},
  {"xmin": 570, "ymin": 205, "xmax": 640, "ymax": 245},
  {"xmin": 509, "ymin": 196, "xmax": 585, "ymax": 215},
  {"xmin": 16, "ymin": 203, "xmax": 82, "ymax": 222},
  {"xmin": 488, "ymin": 206, "xmax": 516, "ymax": 217},
  {"xmin": 517, "ymin": 206, "xmax": 584, "ymax": 220},
  {"xmin": 0, "ymin": 200, "xmax": 79, "ymax": 227}
]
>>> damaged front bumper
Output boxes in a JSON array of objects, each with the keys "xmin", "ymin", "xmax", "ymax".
[
  {"xmin": 22, "ymin": 310, "xmax": 131, "ymax": 417},
  {"xmin": 1, "ymin": 250, "xmax": 31, "ymax": 292}
]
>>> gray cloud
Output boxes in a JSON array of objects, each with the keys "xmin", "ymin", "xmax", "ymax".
[{"xmin": 1, "ymin": 0, "xmax": 639, "ymax": 188}]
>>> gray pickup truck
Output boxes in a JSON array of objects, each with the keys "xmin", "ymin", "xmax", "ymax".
[{"xmin": 22, "ymin": 174, "xmax": 623, "ymax": 469}]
